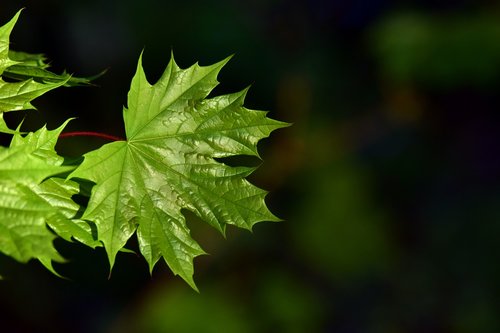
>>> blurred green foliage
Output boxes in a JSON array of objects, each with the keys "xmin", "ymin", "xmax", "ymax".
[
  {"xmin": 372, "ymin": 12, "xmax": 500, "ymax": 87},
  {"xmin": 293, "ymin": 161, "xmax": 394, "ymax": 284}
]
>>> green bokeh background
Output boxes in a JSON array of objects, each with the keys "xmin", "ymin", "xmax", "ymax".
[{"xmin": 1, "ymin": 1, "xmax": 499, "ymax": 332}]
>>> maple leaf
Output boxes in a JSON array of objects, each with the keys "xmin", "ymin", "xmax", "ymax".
[
  {"xmin": 0, "ymin": 122, "xmax": 97, "ymax": 274},
  {"xmin": 0, "ymin": 11, "xmax": 67, "ymax": 116},
  {"xmin": 0, "ymin": 11, "xmax": 100, "ymax": 135},
  {"xmin": 4, "ymin": 50, "xmax": 103, "ymax": 87},
  {"xmin": 0, "ymin": 180, "xmax": 65, "ymax": 270},
  {"xmin": 9, "ymin": 120, "xmax": 100, "ymax": 247},
  {"xmin": 70, "ymin": 53, "xmax": 289, "ymax": 289}
]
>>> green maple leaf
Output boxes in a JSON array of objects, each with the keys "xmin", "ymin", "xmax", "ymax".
[
  {"xmin": 4, "ymin": 50, "xmax": 103, "ymax": 87},
  {"xmin": 0, "ymin": 180, "xmax": 65, "ymax": 269},
  {"xmin": 70, "ymin": 53, "xmax": 288, "ymax": 289},
  {"xmin": 10, "ymin": 120, "xmax": 100, "ymax": 247},
  {"xmin": 0, "ymin": 122, "xmax": 97, "ymax": 274},
  {"xmin": 0, "ymin": 11, "xmax": 100, "ymax": 135},
  {"xmin": 0, "ymin": 11, "xmax": 66, "ymax": 112}
]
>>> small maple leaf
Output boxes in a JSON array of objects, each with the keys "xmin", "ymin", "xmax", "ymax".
[
  {"xmin": 0, "ymin": 10, "xmax": 95, "ymax": 134},
  {"xmin": 0, "ymin": 11, "xmax": 67, "ymax": 117}
]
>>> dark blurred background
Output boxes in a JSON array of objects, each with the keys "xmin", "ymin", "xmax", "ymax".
[{"xmin": 1, "ymin": 0, "xmax": 499, "ymax": 332}]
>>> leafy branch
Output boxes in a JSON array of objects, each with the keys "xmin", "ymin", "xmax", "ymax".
[{"xmin": 0, "ymin": 10, "xmax": 288, "ymax": 289}]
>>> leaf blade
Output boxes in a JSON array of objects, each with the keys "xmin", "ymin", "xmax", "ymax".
[{"xmin": 71, "ymin": 53, "xmax": 289, "ymax": 288}]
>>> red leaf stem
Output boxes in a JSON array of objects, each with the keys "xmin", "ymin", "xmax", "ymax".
[{"xmin": 59, "ymin": 131, "xmax": 124, "ymax": 141}]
